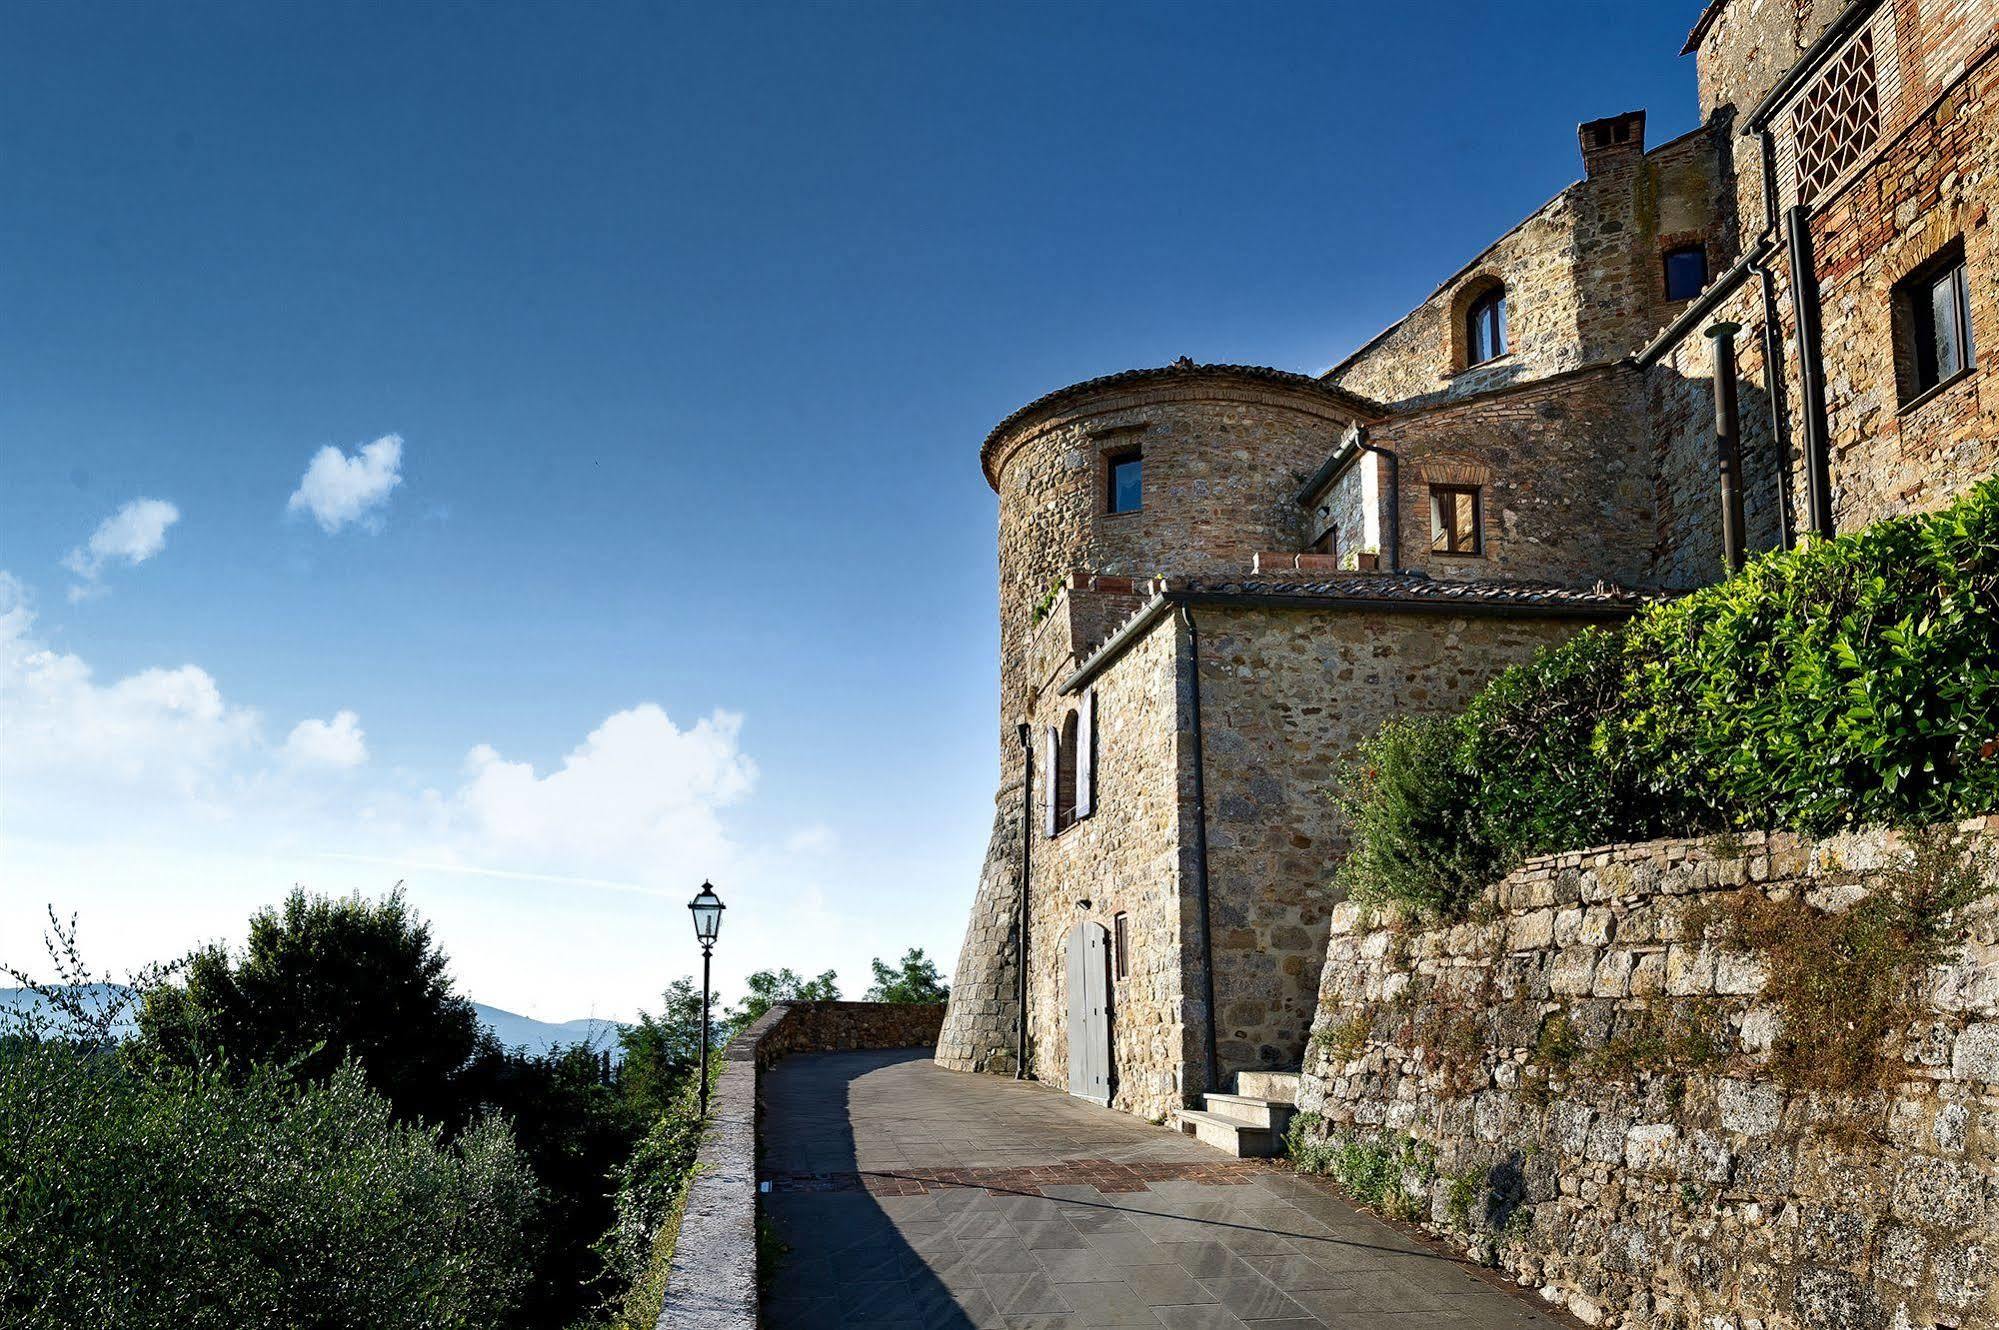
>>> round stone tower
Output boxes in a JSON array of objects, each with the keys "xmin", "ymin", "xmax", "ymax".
[{"xmin": 935, "ymin": 362, "xmax": 1376, "ymax": 1076}]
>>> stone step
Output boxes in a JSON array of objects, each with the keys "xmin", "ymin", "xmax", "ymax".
[
  {"xmin": 1202, "ymin": 1092, "xmax": 1297, "ymax": 1132},
  {"xmin": 1234, "ymin": 1070, "xmax": 1301, "ymax": 1104},
  {"xmin": 1172, "ymin": 1108, "xmax": 1279, "ymax": 1158}
]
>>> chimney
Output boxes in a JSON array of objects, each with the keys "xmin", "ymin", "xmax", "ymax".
[{"xmin": 1578, "ymin": 110, "xmax": 1646, "ymax": 176}]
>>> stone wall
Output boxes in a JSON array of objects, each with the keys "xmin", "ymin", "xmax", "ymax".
[
  {"xmin": 1364, "ymin": 364, "xmax": 1664, "ymax": 590},
  {"xmin": 1193, "ymin": 605, "xmax": 1589, "ymax": 1078},
  {"xmin": 750, "ymin": 1000, "xmax": 946, "ymax": 1067},
  {"xmin": 660, "ymin": 1001, "xmax": 944, "ymax": 1330},
  {"xmin": 988, "ymin": 372, "xmax": 1368, "ymax": 777},
  {"xmin": 1643, "ymin": 279, "xmax": 1793, "ymax": 590},
  {"xmin": 1015, "ymin": 598, "xmax": 1610, "ymax": 1118},
  {"xmin": 1024, "ymin": 613, "xmax": 1194, "ymax": 1120},
  {"xmin": 1297, "ymin": 822, "xmax": 1999, "ymax": 1330},
  {"xmin": 1326, "ymin": 127, "xmax": 1729, "ymax": 413},
  {"xmin": 936, "ymin": 787, "xmax": 1025, "ymax": 1075}
]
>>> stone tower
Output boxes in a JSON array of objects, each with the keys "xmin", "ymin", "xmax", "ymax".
[{"xmin": 935, "ymin": 363, "xmax": 1379, "ymax": 1081}]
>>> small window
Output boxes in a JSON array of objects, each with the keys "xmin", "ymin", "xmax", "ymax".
[
  {"xmin": 1663, "ymin": 246, "xmax": 1708, "ymax": 301},
  {"xmin": 1107, "ymin": 450, "xmax": 1142, "ymax": 514},
  {"xmin": 1897, "ymin": 247, "xmax": 1976, "ymax": 402},
  {"xmin": 1430, "ymin": 485, "xmax": 1482, "ymax": 556},
  {"xmin": 1465, "ymin": 288, "xmax": 1508, "ymax": 366},
  {"xmin": 1113, "ymin": 913, "xmax": 1129, "ymax": 980},
  {"xmin": 1310, "ymin": 527, "xmax": 1336, "ymax": 557}
]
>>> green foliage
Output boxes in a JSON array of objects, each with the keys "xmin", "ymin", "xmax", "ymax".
[
  {"xmin": 1616, "ymin": 486, "xmax": 1999, "ymax": 832},
  {"xmin": 864, "ymin": 948, "xmax": 949, "ymax": 1004},
  {"xmin": 594, "ymin": 1070, "xmax": 712, "ymax": 1329},
  {"xmin": 1333, "ymin": 716, "xmax": 1500, "ymax": 914},
  {"xmin": 136, "ymin": 886, "xmax": 484, "ymax": 1129},
  {"xmin": 725, "ymin": 966, "xmax": 839, "ymax": 1035},
  {"xmin": 0, "ymin": 1045, "xmax": 538, "ymax": 1330},
  {"xmin": 618, "ymin": 976, "xmax": 718, "ymax": 1123},
  {"xmin": 127, "ymin": 888, "xmax": 652, "ymax": 1328},
  {"xmin": 1338, "ymin": 481, "xmax": 1999, "ymax": 916},
  {"xmin": 1283, "ymin": 1114, "xmax": 1433, "ymax": 1222},
  {"xmin": 1716, "ymin": 829, "xmax": 1993, "ymax": 1089}
]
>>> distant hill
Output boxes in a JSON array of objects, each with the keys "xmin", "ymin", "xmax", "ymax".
[
  {"xmin": 1, "ymin": 986, "xmax": 624, "ymax": 1059},
  {"xmin": 473, "ymin": 1003, "xmax": 625, "ymax": 1057}
]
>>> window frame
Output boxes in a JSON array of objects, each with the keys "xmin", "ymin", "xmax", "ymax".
[
  {"xmin": 1464, "ymin": 288, "xmax": 1508, "ymax": 367},
  {"xmin": 1105, "ymin": 448, "xmax": 1143, "ymax": 515},
  {"xmin": 1895, "ymin": 243, "xmax": 1978, "ymax": 408},
  {"xmin": 1663, "ymin": 245, "xmax": 1708, "ymax": 301},
  {"xmin": 1112, "ymin": 912, "xmax": 1129, "ymax": 981},
  {"xmin": 1054, "ymin": 711, "xmax": 1080, "ymax": 832},
  {"xmin": 1429, "ymin": 484, "xmax": 1483, "ymax": 558}
]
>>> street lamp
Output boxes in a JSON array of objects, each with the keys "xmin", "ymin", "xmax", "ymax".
[{"xmin": 688, "ymin": 881, "xmax": 724, "ymax": 1118}]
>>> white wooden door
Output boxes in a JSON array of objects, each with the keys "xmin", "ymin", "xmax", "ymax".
[{"xmin": 1065, "ymin": 921, "xmax": 1113, "ymax": 1104}]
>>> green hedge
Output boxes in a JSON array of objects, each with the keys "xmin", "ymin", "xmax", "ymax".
[{"xmin": 1338, "ymin": 478, "xmax": 1999, "ymax": 916}]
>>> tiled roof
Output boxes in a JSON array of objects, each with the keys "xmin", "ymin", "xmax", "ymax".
[
  {"xmin": 1179, "ymin": 573, "xmax": 1659, "ymax": 610},
  {"xmin": 980, "ymin": 362, "xmax": 1383, "ymax": 488},
  {"xmin": 1059, "ymin": 573, "xmax": 1661, "ymax": 694}
]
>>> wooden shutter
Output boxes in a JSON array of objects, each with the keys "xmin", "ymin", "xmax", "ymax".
[
  {"xmin": 1043, "ymin": 725, "xmax": 1059, "ymax": 837},
  {"xmin": 1075, "ymin": 689, "xmax": 1096, "ymax": 820}
]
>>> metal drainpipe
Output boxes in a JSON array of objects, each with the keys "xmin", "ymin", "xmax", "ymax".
[
  {"xmin": 1015, "ymin": 721, "xmax": 1032, "ymax": 1080},
  {"xmin": 1785, "ymin": 204, "xmax": 1836, "ymax": 539},
  {"xmin": 1178, "ymin": 605, "xmax": 1221, "ymax": 1100},
  {"xmin": 1757, "ymin": 263, "xmax": 1799, "ymax": 550},
  {"xmin": 1708, "ymin": 321, "xmax": 1748, "ymax": 572}
]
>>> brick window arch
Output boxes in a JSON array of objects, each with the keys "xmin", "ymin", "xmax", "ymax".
[{"xmin": 1451, "ymin": 275, "xmax": 1509, "ymax": 371}]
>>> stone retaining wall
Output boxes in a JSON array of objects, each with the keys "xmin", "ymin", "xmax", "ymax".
[
  {"xmin": 656, "ymin": 1001, "xmax": 943, "ymax": 1329},
  {"xmin": 1297, "ymin": 821, "xmax": 1999, "ymax": 1330}
]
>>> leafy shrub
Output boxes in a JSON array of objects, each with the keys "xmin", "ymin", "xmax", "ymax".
[
  {"xmin": 1616, "ymin": 485, "xmax": 1999, "ymax": 832},
  {"xmin": 1283, "ymin": 1113, "xmax": 1433, "ymax": 1221},
  {"xmin": 1339, "ymin": 480, "xmax": 1999, "ymax": 916},
  {"xmin": 594, "ymin": 1069, "xmax": 712, "ymax": 1329},
  {"xmin": 1334, "ymin": 716, "xmax": 1501, "ymax": 913},
  {"xmin": 0, "ymin": 1045, "xmax": 538, "ymax": 1330}
]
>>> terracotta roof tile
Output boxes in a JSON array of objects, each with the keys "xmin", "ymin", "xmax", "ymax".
[{"xmin": 980, "ymin": 362, "xmax": 1383, "ymax": 488}]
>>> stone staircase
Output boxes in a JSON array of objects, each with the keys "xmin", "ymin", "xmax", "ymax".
[{"xmin": 1172, "ymin": 1070, "xmax": 1300, "ymax": 1158}]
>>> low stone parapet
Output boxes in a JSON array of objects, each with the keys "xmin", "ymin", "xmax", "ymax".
[
  {"xmin": 654, "ymin": 1001, "xmax": 943, "ymax": 1329},
  {"xmin": 1298, "ymin": 819, "xmax": 1999, "ymax": 1330}
]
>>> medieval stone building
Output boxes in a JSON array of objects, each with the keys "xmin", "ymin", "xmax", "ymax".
[{"xmin": 937, "ymin": 0, "xmax": 1999, "ymax": 1131}]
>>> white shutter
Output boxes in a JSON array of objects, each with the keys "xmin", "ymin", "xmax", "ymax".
[
  {"xmin": 1075, "ymin": 689, "xmax": 1096, "ymax": 820},
  {"xmin": 1043, "ymin": 725, "xmax": 1059, "ymax": 837}
]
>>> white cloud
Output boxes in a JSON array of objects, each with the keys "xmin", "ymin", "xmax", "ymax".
[
  {"xmin": 62, "ymin": 498, "xmax": 180, "ymax": 599},
  {"xmin": 0, "ymin": 574, "xmax": 260, "ymax": 805},
  {"xmin": 287, "ymin": 435, "xmax": 403, "ymax": 533},
  {"xmin": 284, "ymin": 710, "xmax": 368, "ymax": 768},
  {"xmin": 442, "ymin": 705, "xmax": 756, "ymax": 877},
  {"xmin": 0, "ymin": 574, "xmax": 906, "ymax": 1020}
]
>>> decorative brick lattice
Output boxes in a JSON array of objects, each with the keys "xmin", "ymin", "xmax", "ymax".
[{"xmin": 1792, "ymin": 30, "xmax": 1881, "ymax": 204}]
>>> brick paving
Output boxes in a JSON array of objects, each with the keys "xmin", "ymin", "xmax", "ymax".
[{"xmin": 760, "ymin": 1049, "xmax": 1571, "ymax": 1329}]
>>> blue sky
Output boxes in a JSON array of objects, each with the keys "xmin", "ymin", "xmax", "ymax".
[{"xmin": 0, "ymin": 1, "xmax": 1707, "ymax": 1020}]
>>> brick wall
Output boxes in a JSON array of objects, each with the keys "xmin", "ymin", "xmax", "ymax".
[
  {"xmin": 1363, "ymin": 364, "xmax": 1663, "ymax": 589},
  {"xmin": 1298, "ymin": 821, "xmax": 1999, "ymax": 1330},
  {"xmin": 989, "ymin": 373, "xmax": 1367, "ymax": 790}
]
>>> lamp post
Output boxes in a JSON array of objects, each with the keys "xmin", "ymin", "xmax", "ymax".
[{"xmin": 688, "ymin": 881, "xmax": 724, "ymax": 1118}]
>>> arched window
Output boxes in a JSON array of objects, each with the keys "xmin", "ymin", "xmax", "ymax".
[
  {"xmin": 1465, "ymin": 286, "xmax": 1508, "ymax": 366},
  {"xmin": 1042, "ymin": 691, "xmax": 1097, "ymax": 837}
]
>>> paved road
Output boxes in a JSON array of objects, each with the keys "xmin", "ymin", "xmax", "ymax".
[{"xmin": 760, "ymin": 1049, "xmax": 1566, "ymax": 1329}]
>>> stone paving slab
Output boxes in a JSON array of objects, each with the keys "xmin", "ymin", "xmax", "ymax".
[{"xmin": 760, "ymin": 1049, "xmax": 1572, "ymax": 1330}]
